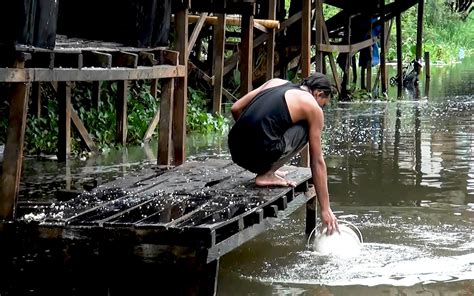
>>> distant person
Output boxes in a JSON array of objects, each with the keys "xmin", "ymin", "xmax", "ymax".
[{"xmin": 228, "ymin": 73, "xmax": 339, "ymax": 234}]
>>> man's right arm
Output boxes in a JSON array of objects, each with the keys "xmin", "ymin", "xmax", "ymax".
[{"xmin": 305, "ymin": 102, "xmax": 339, "ymax": 234}]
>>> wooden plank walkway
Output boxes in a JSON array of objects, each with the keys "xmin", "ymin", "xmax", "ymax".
[{"xmin": 0, "ymin": 159, "xmax": 312, "ymax": 295}]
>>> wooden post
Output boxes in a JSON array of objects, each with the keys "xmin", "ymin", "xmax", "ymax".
[
  {"xmin": 266, "ymin": 0, "xmax": 277, "ymax": 80},
  {"xmin": 415, "ymin": 0, "xmax": 424, "ymax": 74},
  {"xmin": 240, "ymin": 10, "xmax": 254, "ymax": 95},
  {"xmin": 0, "ymin": 82, "xmax": 30, "ymax": 220},
  {"xmin": 57, "ymin": 82, "xmax": 72, "ymax": 162},
  {"xmin": 173, "ymin": 2, "xmax": 189, "ymax": 165},
  {"xmin": 305, "ymin": 184, "xmax": 317, "ymax": 235},
  {"xmin": 92, "ymin": 81, "xmax": 101, "ymax": 110},
  {"xmin": 380, "ymin": 0, "xmax": 387, "ymax": 95},
  {"xmin": 158, "ymin": 78, "xmax": 175, "ymax": 166},
  {"xmin": 366, "ymin": 53, "xmax": 372, "ymax": 92},
  {"xmin": 31, "ymin": 82, "xmax": 42, "ymax": 117},
  {"xmin": 424, "ymin": 51, "xmax": 430, "ymax": 98},
  {"xmin": 314, "ymin": 0, "xmax": 323, "ymax": 73},
  {"xmin": 396, "ymin": 13, "xmax": 403, "ymax": 98},
  {"xmin": 212, "ymin": 13, "xmax": 226, "ymax": 114},
  {"xmin": 116, "ymin": 80, "xmax": 128, "ymax": 145},
  {"xmin": 300, "ymin": 0, "xmax": 313, "ymax": 168}
]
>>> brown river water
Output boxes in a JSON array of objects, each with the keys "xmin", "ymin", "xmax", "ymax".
[{"xmin": 3, "ymin": 57, "xmax": 473, "ymax": 295}]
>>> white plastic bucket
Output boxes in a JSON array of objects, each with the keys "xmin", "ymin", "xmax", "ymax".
[{"xmin": 309, "ymin": 221, "xmax": 363, "ymax": 257}]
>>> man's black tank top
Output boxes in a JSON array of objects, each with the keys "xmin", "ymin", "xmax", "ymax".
[{"xmin": 228, "ymin": 82, "xmax": 300, "ymax": 165}]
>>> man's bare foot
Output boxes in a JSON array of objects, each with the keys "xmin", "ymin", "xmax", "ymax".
[
  {"xmin": 275, "ymin": 170, "xmax": 289, "ymax": 177},
  {"xmin": 256, "ymin": 173, "xmax": 296, "ymax": 187}
]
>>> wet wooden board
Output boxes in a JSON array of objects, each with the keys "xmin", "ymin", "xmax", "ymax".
[{"xmin": 14, "ymin": 159, "xmax": 312, "ymax": 259}]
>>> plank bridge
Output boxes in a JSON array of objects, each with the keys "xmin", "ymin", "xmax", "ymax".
[{"xmin": 0, "ymin": 159, "xmax": 313, "ymax": 295}]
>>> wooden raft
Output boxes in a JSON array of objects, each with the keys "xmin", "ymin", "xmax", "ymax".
[{"xmin": 0, "ymin": 159, "xmax": 312, "ymax": 295}]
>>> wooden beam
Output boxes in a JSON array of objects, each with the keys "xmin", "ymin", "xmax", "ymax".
[
  {"xmin": 116, "ymin": 81, "xmax": 128, "ymax": 145},
  {"xmin": 424, "ymin": 51, "xmax": 430, "ymax": 98},
  {"xmin": 240, "ymin": 12, "xmax": 254, "ymax": 95},
  {"xmin": 188, "ymin": 13, "xmax": 209, "ymax": 57},
  {"xmin": 142, "ymin": 79, "xmax": 160, "ymax": 142},
  {"xmin": 266, "ymin": 0, "xmax": 277, "ymax": 80},
  {"xmin": 0, "ymin": 65, "xmax": 186, "ymax": 82},
  {"xmin": 317, "ymin": 38, "xmax": 376, "ymax": 54},
  {"xmin": 212, "ymin": 13, "xmax": 226, "ymax": 114},
  {"xmin": 321, "ymin": 13, "xmax": 342, "ymax": 95},
  {"xmin": 57, "ymin": 82, "xmax": 72, "ymax": 162},
  {"xmin": 158, "ymin": 78, "xmax": 175, "ymax": 166},
  {"xmin": 0, "ymin": 79, "xmax": 30, "ymax": 220},
  {"xmin": 71, "ymin": 108, "xmax": 97, "ymax": 152},
  {"xmin": 173, "ymin": 6, "xmax": 189, "ymax": 165},
  {"xmin": 185, "ymin": 15, "xmax": 280, "ymax": 29}
]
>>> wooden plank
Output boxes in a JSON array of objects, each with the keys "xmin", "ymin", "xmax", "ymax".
[
  {"xmin": 212, "ymin": 13, "xmax": 226, "ymax": 114},
  {"xmin": 83, "ymin": 51, "xmax": 112, "ymax": 68},
  {"xmin": 173, "ymin": 7, "xmax": 189, "ymax": 165},
  {"xmin": 71, "ymin": 108, "xmax": 97, "ymax": 152},
  {"xmin": 424, "ymin": 51, "xmax": 430, "ymax": 97},
  {"xmin": 116, "ymin": 81, "xmax": 128, "ymax": 145},
  {"xmin": 188, "ymin": 13, "xmax": 209, "ymax": 57},
  {"xmin": 143, "ymin": 108, "xmax": 160, "ymax": 143},
  {"xmin": 0, "ymin": 75, "xmax": 30, "ymax": 220},
  {"xmin": 54, "ymin": 52, "xmax": 83, "ymax": 69},
  {"xmin": 158, "ymin": 78, "xmax": 174, "ymax": 165},
  {"xmin": 156, "ymin": 49, "xmax": 179, "ymax": 66},
  {"xmin": 57, "ymin": 82, "xmax": 72, "ymax": 162},
  {"xmin": 380, "ymin": 0, "xmax": 388, "ymax": 95},
  {"xmin": 112, "ymin": 51, "xmax": 139, "ymax": 68},
  {"xmin": 138, "ymin": 52, "xmax": 157, "ymax": 66},
  {"xmin": 0, "ymin": 66, "xmax": 186, "ymax": 82}
]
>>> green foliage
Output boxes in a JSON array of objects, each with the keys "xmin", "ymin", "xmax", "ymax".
[
  {"xmin": 187, "ymin": 87, "xmax": 229, "ymax": 134},
  {"xmin": 0, "ymin": 79, "xmax": 228, "ymax": 156},
  {"xmin": 387, "ymin": 0, "xmax": 474, "ymax": 63}
]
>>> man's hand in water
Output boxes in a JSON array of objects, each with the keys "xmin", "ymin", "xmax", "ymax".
[{"xmin": 320, "ymin": 207, "xmax": 339, "ymax": 235}]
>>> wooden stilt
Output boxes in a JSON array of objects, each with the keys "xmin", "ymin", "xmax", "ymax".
[
  {"xmin": 396, "ymin": 13, "xmax": 403, "ymax": 98},
  {"xmin": 91, "ymin": 81, "xmax": 101, "ymax": 110},
  {"xmin": 415, "ymin": 0, "xmax": 424, "ymax": 73},
  {"xmin": 212, "ymin": 13, "xmax": 226, "ymax": 114},
  {"xmin": 58, "ymin": 82, "xmax": 72, "ymax": 162},
  {"xmin": 266, "ymin": 0, "xmax": 277, "ymax": 80},
  {"xmin": 299, "ymin": 0, "xmax": 313, "ymax": 168},
  {"xmin": 0, "ymin": 81, "xmax": 30, "ymax": 220},
  {"xmin": 158, "ymin": 78, "xmax": 175, "ymax": 166},
  {"xmin": 240, "ymin": 11, "xmax": 254, "ymax": 94},
  {"xmin": 173, "ymin": 3, "xmax": 189, "ymax": 165},
  {"xmin": 31, "ymin": 82, "xmax": 42, "ymax": 117},
  {"xmin": 116, "ymin": 80, "xmax": 128, "ymax": 145},
  {"xmin": 424, "ymin": 51, "xmax": 430, "ymax": 98},
  {"xmin": 314, "ymin": 0, "xmax": 323, "ymax": 73},
  {"xmin": 380, "ymin": 0, "xmax": 387, "ymax": 95}
]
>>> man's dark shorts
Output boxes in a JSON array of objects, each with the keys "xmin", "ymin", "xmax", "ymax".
[{"xmin": 228, "ymin": 123, "xmax": 308, "ymax": 174}]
